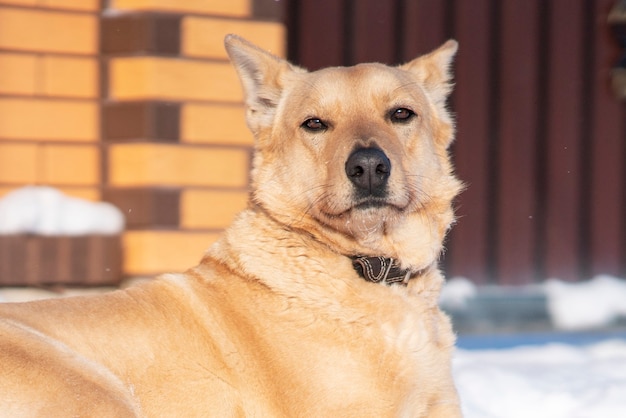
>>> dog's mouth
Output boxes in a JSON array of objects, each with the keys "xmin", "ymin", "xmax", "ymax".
[
  {"xmin": 318, "ymin": 196, "xmax": 408, "ymax": 220},
  {"xmin": 312, "ymin": 196, "xmax": 410, "ymax": 239},
  {"xmin": 353, "ymin": 197, "xmax": 392, "ymax": 210}
]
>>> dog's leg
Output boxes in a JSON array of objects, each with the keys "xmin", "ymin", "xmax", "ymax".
[{"xmin": 0, "ymin": 320, "xmax": 140, "ymax": 417}]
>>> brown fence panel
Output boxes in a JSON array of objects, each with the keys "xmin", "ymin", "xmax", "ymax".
[
  {"xmin": 495, "ymin": 0, "xmax": 542, "ymax": 285},
  {"xmin": 401, "ymin": 0, "xmax": 450, "ymax": 58},
  {"xmin": 285, "ymin": 0, "xmax": 626, "ymax": 284},
  {"xmin": 589, "ymin": 0, "xmax": 626, "ymax": 278},
  {"xmin": 448, "ymin": 0, "xmax": 494, "ymax": 284},
  {"xmin": 542, "ymin": 0, "xmax": 586, "ymax": 282},
  {"xmin": 287, "ymin": 0, "xmax": 346, "ymax": 70},
  {"xmin": 351, "ymin": 0, "xmax": 397, "ymax": 64}
]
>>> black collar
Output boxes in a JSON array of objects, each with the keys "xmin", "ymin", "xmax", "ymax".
[{"xmin": 351, "ymin": 256, "xmax": 412, "ymax": 286}]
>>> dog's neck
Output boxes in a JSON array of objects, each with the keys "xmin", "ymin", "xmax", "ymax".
[
  {"xmin": 206, "ymin": 207, "xmax": 447, "ymax": 309},
  {"xmin": 247, "ymin": 202, "xmax": 417, "ymax": 284}
]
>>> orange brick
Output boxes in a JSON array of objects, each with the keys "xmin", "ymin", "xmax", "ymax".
[
  {"xmin": 0, "ymin": 143, "xmax": 38, "ymax": 183},
  {"xmin": 0, "ymin": 0, "xmax": 99, "ymax": 9},
  {"xmin": 108, "ymin": 57, "xmax": 242, "ymax": 102},
  {"xmin": 108, "ymin": 144, "xmax": 249, "ymax": 188},
  {"xmin": 123, "ymin": 230, "xmax": 220, "ymax": 276},
  {"xmin": 109, "ymin": 0, "xmax": 250, "ymax": 17},
  {"xmin": 0, "ymin": 98, "xmax": 98, "ymax": 141},
  {"xmin": 42, "ymin": 56, "xmax": 99, "ymax": 98},
  {"xmin": 181, "ymin": 189, "xmax": 248, "ymax": 229},
  {"xmin": 0, "ymin": 8, "xmax": 97, "ymax": 54},
  {"xmin": 181, "ymin": 104, "xmax": 253, "ymax": 145},
  {"xmin": 182, "ymin": 18, "xmax": 285, "ymax": 59},
  {"xmin": 0, "ymin": 53, "xmax": 37, "ymax": 95},
  {"xmin": 0, "ymin": 54, "xmax": 98, "ymax": 97},
  {"xmin": 43, "ymin": 0, "xmax": 100, "ymax": 11},
  {"xmin": 41, "ymin": 144, "xmax": 100, "ymax": 186},
  {"xmin": 54, "ymin": 186, "xmax": 100, "ymax": 201},
  {"xmin": 0, "ymin": 1, "xmax": 37, "ymax": 6}
]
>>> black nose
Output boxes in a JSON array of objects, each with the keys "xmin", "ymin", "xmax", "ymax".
[{"xmin": 345, "ymin": 147, "xmax": 391, "ymax": 194}]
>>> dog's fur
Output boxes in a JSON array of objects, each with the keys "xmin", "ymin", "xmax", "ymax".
[{"xmin": 0, "ymin": 35, "xmax": 463, "ymax": 417}]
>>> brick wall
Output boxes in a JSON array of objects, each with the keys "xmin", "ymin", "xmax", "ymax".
[
  {"xmin": 0, "ymin": 0, "xmax": 286, "ymax": 279},
  {"xmin": 0, "ymin": 0, "xmax": 101, "ymax": 200}
]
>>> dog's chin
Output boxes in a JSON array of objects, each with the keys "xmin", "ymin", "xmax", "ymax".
[{"xmin": 314, "ymin": 198, "xmax": 407, "ymax": 239}]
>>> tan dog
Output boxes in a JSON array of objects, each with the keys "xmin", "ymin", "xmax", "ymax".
[{"xmin": 0, "ymin": 35, "xmax": 463, "ymax": 417}]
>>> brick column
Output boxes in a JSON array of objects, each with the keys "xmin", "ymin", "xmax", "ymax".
[{"xmin": 100, "ymin": 0, "xmax": 285, "ymax": 277}]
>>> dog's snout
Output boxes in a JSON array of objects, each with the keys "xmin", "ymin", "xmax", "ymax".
[{"xmin": 345, "ymin": 148, "xmax": 391, "ymax": 194}]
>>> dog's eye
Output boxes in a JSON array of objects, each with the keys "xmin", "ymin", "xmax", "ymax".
[
  {"xmin": 390, "ymin": 108, "xmax": 416, "ymax": 123},
  {"xmin": 301, "ymin": 118, "xmax": 328, "ymax": 132}
]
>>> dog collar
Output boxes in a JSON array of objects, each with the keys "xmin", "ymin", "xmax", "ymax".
[{"xmin": 351, "ymin": 256, "xmax": 411, "ymax": 286}]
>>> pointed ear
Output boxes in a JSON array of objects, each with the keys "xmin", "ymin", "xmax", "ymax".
[
  {"xmin": 400, "ymin": 40, "xmax": 458, "ymax": 104},
  {"xmin": 224, "ymin": 34, "xmax": 301, "ymax": 132}
]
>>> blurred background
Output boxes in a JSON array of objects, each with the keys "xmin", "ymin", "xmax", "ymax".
[
  {"xmin": 1, "ymin": 3, "xmax": 625, "ymax": 413},
  {"xmin": 0, "ymin": 0, "xmax": 624, "ymax": 297}
]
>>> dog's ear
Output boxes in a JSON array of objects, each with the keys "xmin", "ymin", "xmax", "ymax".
[
  {"xmin": 399, "ymin": 40, "xmax": 458, "ymax": 104},
  {"xmin": 224, "ymin": 34, "xmax": 300, "ymax": 133}
]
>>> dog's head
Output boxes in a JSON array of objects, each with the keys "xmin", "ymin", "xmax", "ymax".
[{"xmin": 225, "ymin": 35, "xmax": 462, "ymax": 271}]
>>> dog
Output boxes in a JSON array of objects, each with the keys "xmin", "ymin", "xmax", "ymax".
[{"xmin": 0, "ymin": 35, "xmax": 463, "ymax": 417}]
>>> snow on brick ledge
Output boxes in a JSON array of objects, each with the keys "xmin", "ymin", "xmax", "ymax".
[{"xmin": 0, "ymin": 187, "xmax": 125, "ymax": 286}]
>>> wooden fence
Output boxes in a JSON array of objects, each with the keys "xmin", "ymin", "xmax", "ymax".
[{"xmin": 285, "ymin": 0, "xmax": 626, "ymax": 285}]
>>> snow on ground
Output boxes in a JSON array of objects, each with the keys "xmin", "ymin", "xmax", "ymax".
[
  {"xmin": 454, "ymin": 339, "xmax": 626, "ymax": 418},
  {"xmin": 444, "ymin": 277, "xmax": 626, "ymax": 417},
  {"xmin": 0, "ymin": 186, "xmax": 124, "ymax": 235}
]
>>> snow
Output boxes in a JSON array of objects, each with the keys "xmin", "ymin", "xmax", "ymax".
[
  {"xmin": 545, "ymin": 276, "xmax": 626, "ymax": 330},
  {"xmin": 454, "ymin": 340, "xmax": 626, "ymax": 418},
  {"xmin": 0, "ymin": 186, "xmax": 124, "ymax": 235},
  {"xmin": 439, "ymin": 276, "xmax": 477, "ymax": 309},
  {"xmin": 442, "ymin": 275, "xmax": 626, "ymax": 330},
  {"xmin": 443, "ymin": 277, "xmax": 626, "ymax": 417}
]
